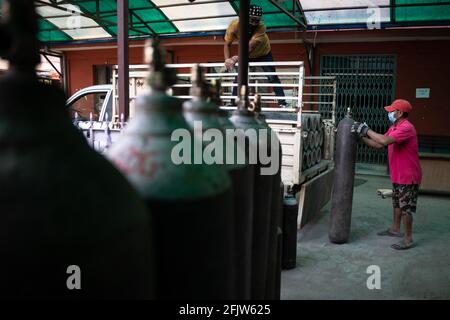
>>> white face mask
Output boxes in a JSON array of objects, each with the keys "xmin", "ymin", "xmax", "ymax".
[{"xmin": 388, "ymin": 111, "xmax": 397, "ymax": 123}]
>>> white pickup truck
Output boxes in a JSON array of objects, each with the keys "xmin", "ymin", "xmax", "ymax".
[
  {"xmin": 67, "ymin": 84, "xmax": 113, "ymax": 123},
  {"xmin": 67, "ymin": 61, "xmax": 337, "ymax": 228}
]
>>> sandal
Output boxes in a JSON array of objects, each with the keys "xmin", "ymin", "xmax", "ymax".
[
  {"xmin": 391, "ymin": 240, "xmax": 416, "ymax": 250},
  {"xmin": 377, "ymin": 229, "xmax": 403, "ymax": 237}
]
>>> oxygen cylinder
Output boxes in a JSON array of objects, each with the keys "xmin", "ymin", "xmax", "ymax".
[
  {"xmin": 0, "ymin": 0, "xmax": 154, "ymax": 299},
  {"xmin": 183, "ymin": 69, "xmax": 254, "ymax": 300},
  {"xmin": 317, "ymin": 147, "xmax": 322, "ymax": 164},
  {"xmin": 319, "ymin": 128, "xmax": 324, "ymax": 147},
  {"xmin": 230, "ymin": 87, "xmax": 273, "ymax": 300},
  {"xmin": 267, "ymin": 182, "xmax": 284, "ymax": 300},
  {"xmin": 253, "ymin": 99, "xmax": 282, "ymax": 300},
  {"xmin": 310, "ymin": 131, "xmax": 316, "ymax": 149},
  {"xmin": 314, "ymin": 130, "xmax": 320, "ymax": 148},
  {"xmin": 306, "ymin": 114, "xmax": 317, "ymax": 131},
  {"xmin": 307, "ymin": 130, "xmax": 314, "ymax": 151},
  {"xmin": 302, "ymin": 152, "xmax": 308, "ymax": 171},
  {"xmin": 282, "ymin": 194, "xmax": 299, "ymax": 270},
  {"xmin": 108, "ymin": 40, "xmax": 235, "ymax": 300},
  {"xmin": 329, "ymin": 109, "xmax": 357, "ymax": 244},
  {"xmin": 302, "ymin": 115, "xmax": 311, "ymax": 132},
  {"xmin": 302, "ymin": 131, "xmax": 309, "ymax": 150},
  {"xmin": 323, "ymin": 121, "xmax": 335, "ymax": 161},
  {"xmin": 307, "ymin": 150, "xmax": 313, "ymax": 168},
  {"xmin": 311, "ymin": 114, "xmax": 319, "ymax": 131},
  {"xmin": 311, "ymin": 147, "xmax": 318, "ymax": 165},
  {"xmin": 275, "ymin": 226, "xmax": 283, "ymax": 300}
]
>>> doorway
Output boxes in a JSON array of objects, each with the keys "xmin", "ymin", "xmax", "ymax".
[{"xmin": 320, "ymin": 55, "xmax": 396, "ymax": 168}]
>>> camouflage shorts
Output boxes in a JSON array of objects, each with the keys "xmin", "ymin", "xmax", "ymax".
[{"xmin": 392, "ymin": 184, "xmax": 419, "ymax": 216}]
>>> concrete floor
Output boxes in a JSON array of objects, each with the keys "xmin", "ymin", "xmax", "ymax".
[{"xmin": 281, "ymin": 174, "xmax": 450, "ymax": 300}]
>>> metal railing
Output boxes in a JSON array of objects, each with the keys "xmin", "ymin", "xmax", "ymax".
[
  {"xmin": 80, "ymin": 62, "xmax": 337, "ymax": 187},
  {"xmin": 112, "ymin": 61, "xmax": 337, "ymax": 127}
]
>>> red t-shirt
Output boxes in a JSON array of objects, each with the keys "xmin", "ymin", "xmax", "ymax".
[{"xmin": 385, "ymin": 119, "xmax": 422, "ymax": 185}]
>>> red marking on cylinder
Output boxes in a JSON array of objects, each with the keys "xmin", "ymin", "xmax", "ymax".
[{"xmin": 113, "ymin": 147, "xmax": 160, "ymax": 180}]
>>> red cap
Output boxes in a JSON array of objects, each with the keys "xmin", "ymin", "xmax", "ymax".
[{"xmin": 384, "ymin": 99, "xmax": 413, "ymax": 113}]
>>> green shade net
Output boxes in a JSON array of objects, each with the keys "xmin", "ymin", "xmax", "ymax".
[
  {"xmin": 35, "ymin": 0, "xmax": 177, "ymax": 42},
  {"xmin": 73, "ymin": 0, "xmax": 177, "ymax": 36},
  {"xmin": 22, "ymin": 0, "xmax": 450, "ymax": 43},
  {"xmin": 38, "ymin": 20, "xmax": 72, "ymax": 42},
  {"xmin": 394, "ymin": 0, "xmax": 450, "ymax": 22},
  {"xmin": 0, "ymin": 0, "xmax": 69, "ymax": 41}
]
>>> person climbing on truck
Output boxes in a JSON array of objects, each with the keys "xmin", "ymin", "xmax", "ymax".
[{"xmin": 223, "ymin": 4, "xmax": 287, "ymax": 108}]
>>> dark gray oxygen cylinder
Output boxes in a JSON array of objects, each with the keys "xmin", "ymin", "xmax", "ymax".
[
  {"xmin": 0, "ymin": 0, "xmax": 154, "ymax": 299},
  {"xmin": 230, "ymin": 93, "xmax": 273, "ymax": 300},
  {"xmin": 282, "ymin": 194, "xmax": 299, "ymax": 270},
  {"xmin": 183, "ymin": 71, "xmax": 254, "ymax": 300},
  {"xmin": 217, "ymin": 110, "xmax": 255, "ymax": 300},
  {"xmin": 108, "ymin": 42, "xmax": 235, "ymax": 300},
  {"xmin": 265, "ymin": 182, "xmax": 284, "ymax": 300},
  {"xmin": 275, "ymin": 226, "xmax": 283, "ymax": 300},
  {"xmin": 256, "ymin": 111, "xmax": 282, "ymax": 300},
  {"xmin": 329, "ymin": 111, "xmax": 357, "ymax": 244}
]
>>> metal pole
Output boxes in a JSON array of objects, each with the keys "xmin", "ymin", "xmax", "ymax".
[
  {"xmin": 238, "ymin": 0, "xmax": 249, "ymax": 107},
  {"xmin": 295, "ymin": 0, "xmax": 309, "ymax": 26},
  {"xmin": 297, "ymin": 63, "xmax": 304, "ymax": 128},
  {"xmin": 117, "ymin": 0, "xmax": 129, "ymax": 120},
  {"xmin": 42, "ymin": 53, "xmax": 63, "ymax": 78}
]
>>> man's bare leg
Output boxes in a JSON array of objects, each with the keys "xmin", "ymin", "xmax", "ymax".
[
  {"xmin": 402, "ymin": 213, "xmax": 413, "ymax": 243},
  {"xmin": 391, "ymin": 212, "xmax": 414, "ymax": 250},
  {"xmin": 390, "ymin": 207, "xmax": 402, "ymax": 234},
  {"xmin": 378, "ymin": 207, "xmax": 403, "ymax": 236}
]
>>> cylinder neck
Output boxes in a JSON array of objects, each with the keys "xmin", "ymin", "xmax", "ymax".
[
  {"xmin": 208, "ymin": 79, "xmax": 222, "ymax": 106},
  {"xmin": 235, "ymin": 85, "xmax": 253, "ymax": 115},
  {"xmin": 137, "ymin": 39, "xmax": 182, "ymax": 115},
  {"xmin": 345, "ymin": 107, "xmax": 353, "ymax": 118},
  {"xmin": 190, "ymin": 65, "xmax": 209, "ymax": 100},
  {"xmin": 145, "ymin": 39, "xmax": 176, "ymax": 93}
]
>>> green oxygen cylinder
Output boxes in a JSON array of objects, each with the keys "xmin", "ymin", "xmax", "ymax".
[
  {"xmin": 253, "ymin": 98, "xmax": 282, "ymax": 300},
  {"xmin": 183, "ymin": 70, "xmax": 254, "ymax": 300},
  {"xmin": 0, "ymin": 0, "xmax": 154, "ymax": 299},
  {"xmin": 230, "ymin": 88, "xmax": 274, "ymax": 300},
  {"xmin": 108, "ymin": 41, "xmax": 235, "ymax": 300}
]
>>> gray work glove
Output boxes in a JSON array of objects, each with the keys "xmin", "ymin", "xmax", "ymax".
[{"xmin": 351, "ymin": 121, "xmax": 370, "ymax": 138}]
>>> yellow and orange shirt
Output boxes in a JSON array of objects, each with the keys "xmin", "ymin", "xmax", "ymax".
[{"xmin": 224, "ymin": 19, "xmax": 271, "ymax": 59}]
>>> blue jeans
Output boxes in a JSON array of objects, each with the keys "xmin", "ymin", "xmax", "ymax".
[{"xmin": 232, "ymin": 51, "xmax": 286, "ymax": 105}]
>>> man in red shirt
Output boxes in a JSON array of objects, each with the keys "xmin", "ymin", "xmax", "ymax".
[{"xmin": 352, "ymin": 99, "xmax": 422, "ymax": 250}]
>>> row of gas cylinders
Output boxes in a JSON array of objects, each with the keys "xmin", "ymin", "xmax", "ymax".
[
  {"xmin": 301, "ymin": 114, "xmax": 324, "ymax": 171},
  {"xmin": 0, "ymin": 39, "xmax": 286, "ymax": 299},
  {"xmin": 303, "ymin": 148, "xmax": 323, "ymax": 171},
  {"xmin": 106, "ymin": 58, "xmax": 284, "ymax": 300}
]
